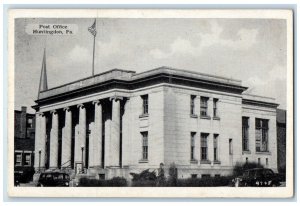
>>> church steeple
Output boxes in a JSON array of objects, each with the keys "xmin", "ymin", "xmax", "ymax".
[{"xmin": 38, "ymin": 48, "xmax": 48, "ymax": 99}]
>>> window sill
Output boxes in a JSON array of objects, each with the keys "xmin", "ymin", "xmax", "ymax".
[
  {"xmin": 139, "ymin": 160, "xmax": 149, "ymax": 163},
  {"xmin": 213, "ymin": 116, "xmax": 220, "ymax": 120},
  {"xmin": 139, "ymin": 114, "xmax": 149, "ymax": 118},
  {"xmin": 242, "ymin": 150, "xmax": 251, "ymax": 154},
  {"xmin": 255, "ymin": 151, "xmax": 271, "ymax": 155},
  {"xmin": 213, "ymin": 161, "xmax": 221, "ymax": 164},
  {"xmin": 190, "ymin": 114, "xmax": 198, "ymax": 118},
  {"xmin": 190, "ymin": 159, "xmax": 198, "ymax": 164},
  {"xmin": 200, "ymin": 115, "xmax": 211, "ymax": 120},
  {"xmin": 200, "ymin": 160, "xmax": 211, "ymax": 164}
]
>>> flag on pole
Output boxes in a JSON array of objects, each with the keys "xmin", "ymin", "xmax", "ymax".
[{"xmin": 88, "ymin": 19, "xmax": 97, "ymax": 36}]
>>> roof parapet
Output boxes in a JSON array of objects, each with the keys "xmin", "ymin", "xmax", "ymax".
[
  {"xmin": 243, "ymin": 93, "xmax": 276, "ymax": 104},
  {"xmin": 133, "ymin": 66, "xmax": 242, "ymax": 86},
  {"xmin": 37, "ymin": 67, "xmax": 246, "ymax": 101}
]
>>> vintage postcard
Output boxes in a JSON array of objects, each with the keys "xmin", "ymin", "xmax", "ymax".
[{"xmin": 7, "ymin": 9, "xmax": 293, "ymax": 197}]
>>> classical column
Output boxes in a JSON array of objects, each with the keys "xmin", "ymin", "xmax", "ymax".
[
  {"xmin": 75, "ymin": 104, "xmax": 86, "ymax": 169},
  {"xmin": 34, "ymin": 112, "xmax": 47, "ymax": 171},
  {"xmin": 49, "ymin": 110, "xmax": 59, "ymax": 169},
  {"xmin": 109, "ymin": 96, "xmax": 122, "ymax": 167},
  {"xmin": 34, "ymin": 113, "xmax": 41, "ymax": 171},
  {"xmin": 61, "ymin": 107, "xmax": 72, "ymax": 168},
  {"xmin": 92, "ymin": 100, "xmax": 103, "ymax": 168}
]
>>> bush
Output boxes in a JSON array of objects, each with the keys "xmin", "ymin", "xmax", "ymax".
[
  {"xmin": 131, "ymin": 179, "xmax": 157, "ymax": 187},
  {"xmin": 167, "ymin": 163, "xmax": 178, "ymax": 186},
  {"xmin": 78, "ymin": 177, "xmax": 127, "ymax": 187},
  {"xmin": 232, "ymin": 162, "xmax": 264, "ymax": 177},
  {"xmin": 176, "ymin": 176, "xmax": 233, "ymax": 187},
  {"xmin": 130, "ymin": 169, "xmax": 158, "ymax": 186}
]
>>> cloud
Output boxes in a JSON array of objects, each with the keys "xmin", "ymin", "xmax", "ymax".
[
  {"xmin": 244, "ymin": 65, "xmax": 286, "ymax": 108},
  {"xmin": 150, "ymin": 21, "xmax": 258, "ymax": 59},
  {"xmin": 68, "ymin": 45, "xmax": 90, "ymax": 63},
  {"xmin": 149, "ymin": 48, "xmax": 170, "ymax": 59},
  {"xmin": 97, "ymin": 36, "xmax": 123, "ymax": 57}
]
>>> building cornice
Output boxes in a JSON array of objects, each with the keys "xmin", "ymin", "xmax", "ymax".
[
  {"xmin": 242, "ymin": 98, "xmax": 279, "ymax": 109},
  {"xmin": 33, "ymin": 70, "xmax": 248, "ymax": 110}
]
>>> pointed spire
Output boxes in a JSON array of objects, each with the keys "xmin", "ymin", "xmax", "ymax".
[{"xmin": 38, "ymin": 48, "xmax": 48, "ymax": 99}]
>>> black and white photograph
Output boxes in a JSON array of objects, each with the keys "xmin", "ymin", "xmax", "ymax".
[{"xmin": 8, "ymin": 9, "xmax": 293, "ymax": 197}]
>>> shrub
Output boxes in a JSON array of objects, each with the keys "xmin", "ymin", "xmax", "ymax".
[
  {"xmin": 78, "ymin": 177, "xmax": 127, "ymax": 187},
  {"xmin": 232, "ymin": 161, "xmax": 264, "ymax": 177},
  {"xmin": 130, "ymin": 168, "xmax": 158, "ymax": 186},
  {"xmin": 167, "ymin": 163, "xmax": 178, "ymax": 186},
  {"xmin": 131, "ymin": 179, "xmax": 157, "ymax": 187},
  {"xmin": 176, "ymin": 176, "xmax": 233, "ymax": 187}
]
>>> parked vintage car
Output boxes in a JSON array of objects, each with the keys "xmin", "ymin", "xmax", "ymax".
[
  {"xmin": 37, "ymin": 172, "xmax": 70, "ymax": 187},
  {"xmin": 233, "ymin": 168, "xmax": 281, "ymax": 187}
]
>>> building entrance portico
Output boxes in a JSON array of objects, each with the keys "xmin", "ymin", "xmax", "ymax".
[{"xmin": 34, "ymin": 96, "xmax": 128, "ymax": 179}]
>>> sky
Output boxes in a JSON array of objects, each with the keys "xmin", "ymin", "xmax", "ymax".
[{"xmin": 14, "ymin": 18, "xmax": 287, "ymax": 113}]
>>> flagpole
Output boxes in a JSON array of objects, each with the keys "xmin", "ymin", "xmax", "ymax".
[
  {"xmin": 89, "ymin": 19, "xmax": 97, "ymax": 76},
  {"xmin": 92, "ymin": 33, "xmax": 96, "ymax": 76}
]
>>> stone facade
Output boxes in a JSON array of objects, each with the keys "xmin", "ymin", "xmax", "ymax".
[{"xmin": 32, "ymin": 67, "xmax": 278, "ymax": 180}]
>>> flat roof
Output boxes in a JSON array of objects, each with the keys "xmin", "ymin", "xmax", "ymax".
[{"xmin": 38, "ymin": 66, "xmax": 244, "ymax": 100}]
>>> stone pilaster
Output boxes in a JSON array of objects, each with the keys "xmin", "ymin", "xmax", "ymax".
[
  {"xmin": 194, "ymin": 132, "xmax": 200, "ymax": 163},
  {"xmin": 49, "ymin": 110, "xmax": 59, "ymax": 169},
  {"xmin": 207, "ymin": 97, "xmax": 213, "ymax": 118},
  {"xmin": 109, "ymin": 96, "xmax": 122, "ymax": 167},
  {"xmin": 61, "ymin": 107, "xmax": 72, "ymax": 167},
  {"xmin": 74, "ymin": 104, "xmax": 86, "ymax": 169},
  {"xmin": 92, "ymin": 100, "xmax": 103, "ymax": 168},
  {"xmin": 34, "ymin": 112, "xmax": 47, "ymax": 171},
  {"xmin": 208, "ymin": 133, "xmax": 214, "ymax": 165},
  {"xmin": 208, "ymin": 98, "xmax": 214, "ymax": 164}
]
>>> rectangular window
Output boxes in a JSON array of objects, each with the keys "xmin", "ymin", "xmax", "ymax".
[
  {"xmin": 229, "ymin": 139, "xmax": 233, "ymax": 155},
  {"xmin": 190, "ymin": 95, "xmax": 196, "ymax": 115},
  {"xmin": 200, "ymin": 97, "xmax": 209, "ymax": 117},
  {"xmin": 191, "ymin": 132, "xmax": 196, "ymax": 160},
  {"xmin": 15, "ymin": 152, "xmax": 22, "ymax": 166},
  {"xmin": 201, "ymin": 133, "xmax": 208, "ymax": 160},
  {"xmin": 202, "ymin": 174, "xmax": 211, "ymax": 178},
  {"xmin": 27, "ymin": 118, "xmax": 33, "ymax": 128},
  {"xmin": 255, "ymin": 118, "xmax": 269, "ymax": 152},
  {"xmin": 24, "ymin": 153, "xmax": 31, "ymax": 166},
  {"xmin": 141, "ymin": 132, "xmax": 148, "ymax": 160},
  {"xmin": 141, "ymin": 95, "xmax": 149, "ymax": 115},
  {"xmin": 242, "ymin": 117, "xmax": 249, "ymax": 151},
  {"xmin": 213, "ymin": 134, "xmax": 219, "ymax": 161},
  {"xmin": 99, "ymin": 174, "xmax": 105, "ymax": 180},
  {"xmin": 213, "ymin": 98, "xmax": 218, "ymax": 117}
]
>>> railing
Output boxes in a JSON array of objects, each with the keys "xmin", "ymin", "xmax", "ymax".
[{"xmin": 60, "ymin": 160, "xmax": 71, "ymax": 168}]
